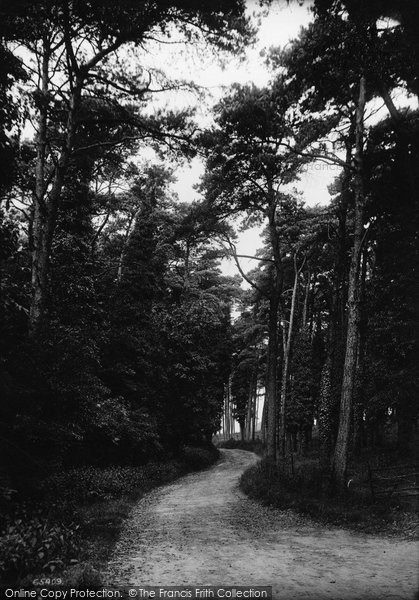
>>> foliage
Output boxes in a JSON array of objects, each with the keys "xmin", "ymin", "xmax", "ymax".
[
  {"xmin": 0, "ymin": 507, "xmax": 80, "ymax": 583},
  {"xmin": 0, "ymin": 155, "xmax": 236, "ymax": 472},
  {"xmin": 240, "ymin": 458, "xmax": 418, "ymax": 535},
  {"xmin": 0, "ymin": 447, "xmax": 219, "ymax": 584}
]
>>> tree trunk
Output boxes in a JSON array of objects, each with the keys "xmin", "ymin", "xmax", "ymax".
[
  {"xmin": 265, "ymin": 193, "xmax": 283, "ymax": 461},
  {"xmin": 246, "ymin": 354, "xmax": 259, "ymax": 440},
  {"xmin": 224, "ymin": 383, "xmax": 231, "ymax": 439},
  {"xmin": 246, "ymin": 374, "xmax": 253, "ymax": 441},
  {"xmin": 333, "ymin": 75, "xmax": 367, "ymax": 488},
  {"xmin": 29, "ymin": 38, "xmax": 50, "ymax": 336},
  {"xmin": 265, "ymin": 291, "xmax": 280, "ymax": 459},
  {"xmin": 261, "ymin": 393, "xmax": 267, "ymax": 445},
  {"xmin": 352, "ymin": 246, "xmax": 368, "ymax": 456},
  {"xmin": 318, "ymin": 124, "xmax": 354, "ymax": 468},
  {"xmin": 302, "ymin": 272, "xmax": 310, "ymax": 329},
  {"xmin": 279, "ymin": 253, "xmax": 301, "ymax": 456},
  {"xmin": 252, "ymin": 391, "xmax": 257, "ymax": 441},
  {"xmin": 30, "ymin": 73, "xmax": 83, "ymax": 336},
  {"xmin": 318, "ymin": 355, "xmax": 334, "ymax": 468}
]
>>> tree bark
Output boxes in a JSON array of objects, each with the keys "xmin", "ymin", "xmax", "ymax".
[
  {"xmin": 352, "ymin": 245, "xmax": 368, "ymax": 456},
  {"xmin": 261, "ymin": 393, "xmax": 267, "ymax": 445},
  {"xmin": 302, "ymin": 271, "xmax": 310, "ymax": 329},
  {"xmin": 29, "ymin": 37, "xmax": 50, "ymax": 336},
  {"xmin": 318, "ymin": 124, "xmax": 354, "ymax": 468},
  {"xmin": 332, "ymin": 75, "xmax": 367, "ymax": 488},
  {"xmin": 278, "ymin": 253, "xmax": 301, "ymax": 456},
  {"xmin": 30, "ymin": 70, "xmax": 83, "ymax": 336},
  {"xmin": 246, "ymin": 352, "xmax": 259, "ymax": 440},
  {"xmin": 252, "ymin": 390, "xmax": 257, "ymax": 441},
  {"xmin": 265, "ymin": 290, "xmax": 280, "ymax": 459},
  {"xmin": 264, "ymin": 190, "xmax": 283, "ymax": 460},
  {"xmin": 28, "ymin": 12, "xmax": 128, "ymax": 336}
]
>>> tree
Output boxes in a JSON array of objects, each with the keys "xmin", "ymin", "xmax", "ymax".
[
  {"xmin": 362, "ymin": 113, "xmax": 419, "ymax": 455},
  {"xmin": 271, "ymin": 2, "xmax": 403, "ymax": 484},
  {"xmin": 201, "ymin": 81, "xmax": 324, "ymax": 458},
  {"xmin": 332, "ymin": 74, "xmax": 367, "ymax": 485},
  {"xmin": 1, "ymin": 0, "xmax": 251, "ymax": 335}
]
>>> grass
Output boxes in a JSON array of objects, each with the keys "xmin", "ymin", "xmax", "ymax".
[
  {"xmin": 0, "ymin": 445, "xmax": 219, "ymax": 587},
  {"xmin": 240, "ymin": 456, "xmax": 418, "ymax": 538}
]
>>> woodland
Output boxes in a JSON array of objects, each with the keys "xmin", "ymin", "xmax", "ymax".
[{"xmin": 0, "ymin": 0, "xmax": 418, "ymax": 585}]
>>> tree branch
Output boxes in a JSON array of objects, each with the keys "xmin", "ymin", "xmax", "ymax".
[
  {"xmin": 223, "ymin": 238, "xmax": 268, "ymax": 298},
  {"xmin": 279, "ymin": 141, "xmax": 353, "ymax": 170},
  {"xmin": 234, "ymin": 254, "xmax": 275, "ymax": 264},
  {"xmin": 62, "ymin": 2, "xmax": 79, "ymax": 76}
]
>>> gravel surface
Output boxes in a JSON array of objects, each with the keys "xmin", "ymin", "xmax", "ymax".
[{"xmin": 103, "ymin": 449, "xmax": 419, "ymax": 599}]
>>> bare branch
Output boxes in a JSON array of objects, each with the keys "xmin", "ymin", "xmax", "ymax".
[
  {"xmin": 234, "ymin": 254, "xmax": 275, "ymax": 264},
  {"xmin": 223, "ymin": 237, "xmax": 268, "ymax": 298}
]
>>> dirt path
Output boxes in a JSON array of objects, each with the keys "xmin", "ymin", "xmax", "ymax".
[{"xmin": 104, "ymin": 449, "xmax": 418, "ymax": 599}]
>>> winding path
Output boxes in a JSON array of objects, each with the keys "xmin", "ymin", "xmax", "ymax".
[{"xmin": 104, "ymin": 449, "xmax": 418, "ymax": 599}]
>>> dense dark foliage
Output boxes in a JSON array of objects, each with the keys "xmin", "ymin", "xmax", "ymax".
[
  {"xmin": 0, "ymin": 167, "xmax": 234, "ymax": 474},
  {"xmin": 0, "ymin": 5, "xmax": 245, "ymax": 583}
]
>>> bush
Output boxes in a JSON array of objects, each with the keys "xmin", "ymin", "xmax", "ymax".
[
  {"xmin": 0, "ymin": 446, "xmax": 220, "ymax": 585},
  {"xmin": 239, "ymin": 458, "xmax": 418, "ymax": 535},
  {"xmin": 181, "ymin": 445, "xmax": 219, "ymax": 470},
  {"xmin": 240, "ymin": 459, "xmax": 349, "ymax": 509},
  {"xmin": 0, "ymin": 509, "xmax": 80, "ymax": 583}
]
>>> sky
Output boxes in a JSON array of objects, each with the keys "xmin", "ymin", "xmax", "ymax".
[
  {"xmin": 166, "ymin": 1, "xmax": 336, "ymax": 277},
  {"xmin": 171, "ymin": 1, "xmax": 327, "ymax": 206}
]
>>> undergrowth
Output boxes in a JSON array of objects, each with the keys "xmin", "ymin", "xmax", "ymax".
[
  {"xmin": 240, "ymin": 458, "xmax": 418, "ymax": 538},
  {"xmin": 0, "ymin": 445, "xmax": 219, "ymax": 586}
]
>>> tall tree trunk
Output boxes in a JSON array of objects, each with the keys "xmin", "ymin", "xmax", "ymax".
[
  {"xmin": 278, "ymin": 254, "xmax": 301, "ymax": 456},
  {"xmin": 252, "ymin": 390, "xmax": 257, "ymax": 441},
  {"xmin": 265, "ymin": 192, "xmax": 283, "ymax": 460},
  {"xmin": 246, "ymin": 353, "xmax": 259, "ymax": 440},
  {"xmin": 224, "ymin": 382, "xmax": 231, "ymax": 439},
  {"xmin": 222, "ymin": 393, "xmax": 226, "ymax": 440},
  {"xmin": 318, "ymin": 125, "xmax": 354, "ymax": 468},
  {"xmin": 352, "ymin": 245, "xmax": 368, "ymax": 456},
  {"xmin": 302, "ymin": 272, "xmax": 310, "ymax": 329},
  {"xmin": 265, "ymin": 291, "xmax": 280, "ymax": 459},
  {"xmin": 318, "ymin": 354, "xmax": 334, "ymax": 468},
  {"xmin": 30, "ymin": 72, "xmax": 83, "ymax": 336},
  {"xmin": 333, "ymin": 75, "xmax": 367, "ymax": 488},
  {"xmin": 246, "ymin": 370, "xmax": 253, "ymax": 441},
  {"xmin": 261, "ymin": 393, "xmax": 267, "ymax": 445},
  {"xmin": 29, "ymin": 37, "xmax": 50, "ymax": 336}
]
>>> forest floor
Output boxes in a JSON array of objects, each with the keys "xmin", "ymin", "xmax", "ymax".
[{"xmin": 103, "ymin": 449, "xmax": 418, "ymax": 600}]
